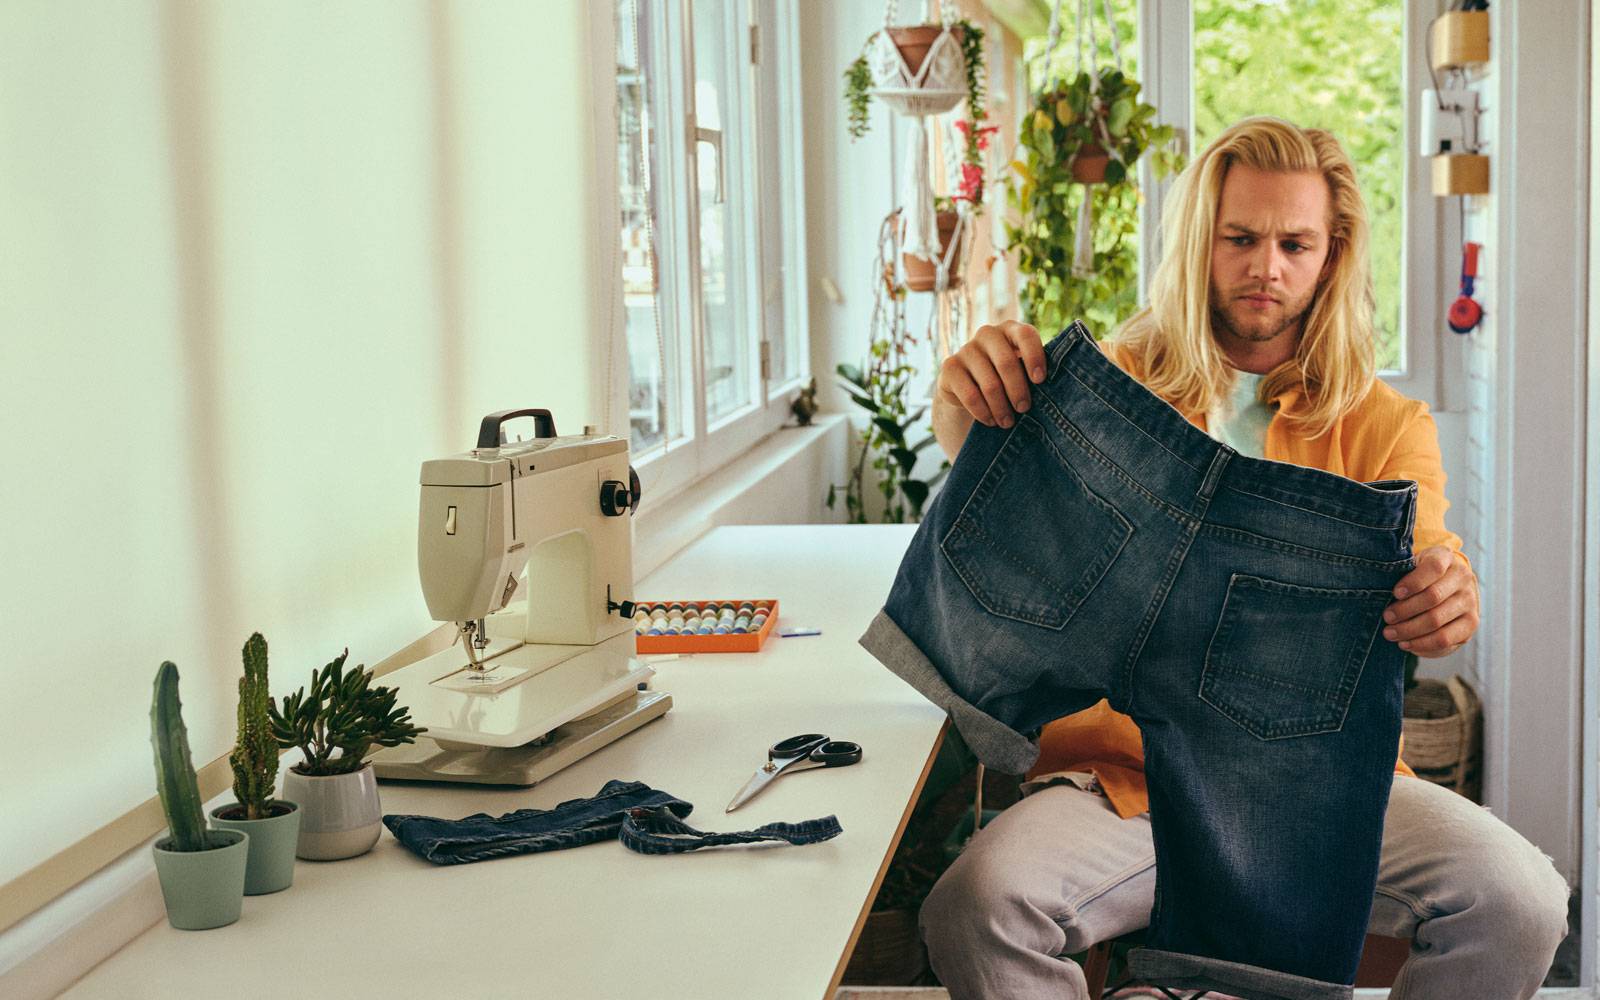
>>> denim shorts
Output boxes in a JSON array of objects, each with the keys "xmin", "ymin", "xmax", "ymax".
[{"xmin": 860, "ymin": 321, "xmax": 1417, "ymax": 1000}]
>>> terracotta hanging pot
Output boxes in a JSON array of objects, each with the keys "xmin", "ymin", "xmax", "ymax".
[
  {"xmin": 885, "ymin": 24, "xmax": 965, "ymax": 77},
  {"xmin": 1070, "ymin": 143, "xmax": 1111, "ymax": 183},
  {"xmin": 902, "ymin": 210, "xmax": 964, "ymax": 292}
]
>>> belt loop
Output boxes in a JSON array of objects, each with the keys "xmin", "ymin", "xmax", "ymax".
[
  {"xmin": 1049, "ymin": 321, "xmax": 1083, "ymax": 368},
  {"xmin": 1399, "ymin": 484, "xmax": 1418, "ymax": 555},
  {"xmin": 1198, "ymin": 446, "xmax": 1232, "ymax": 504}
]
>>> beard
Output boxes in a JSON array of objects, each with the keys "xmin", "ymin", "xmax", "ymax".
[{"xmin": 1210, "ymin": 283, "xmax": 1318, "ymax": 345}]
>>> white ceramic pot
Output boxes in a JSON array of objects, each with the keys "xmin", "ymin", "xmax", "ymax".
[{"xmin": 281, "ymin": 764, "xmax": 382, "ymax": 860}]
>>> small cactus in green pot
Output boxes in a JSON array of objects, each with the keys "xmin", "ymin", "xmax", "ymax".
[
  {"xmin": 210, "ymin": 633, "xmax": 302, "ymax": 894},
  {"xmin": 230, "ymin": 632, "xmax": 278, "ymax": 819},
  {"xmin": 150, "ymin": 660, "xmax": 248, "ymax": 927},
  {"xmin": 151, "ymin": 661, "xmax": 223, "ymax": 851}
]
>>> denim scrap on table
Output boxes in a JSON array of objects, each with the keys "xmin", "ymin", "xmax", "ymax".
[
  {"xmin": 383, "ymin": 780, "xmax": 842, "ymax": 865},
  {"xmin": 859, "ymin": 321, "xmax": 1419, "ymax": 1000},
  {"xmin": 620, "ymin": 804, "xmax": 843, "ymax": 854}
]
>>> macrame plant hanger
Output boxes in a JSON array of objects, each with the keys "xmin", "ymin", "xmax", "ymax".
[
  {"xmin": 870, "ymin": 0, "xmax": 971, "ymax": 304},
  {"xmin": 1058, "ymin": 0, "xmax": 1127, "ymax": 278},
  {"xmin": 932, "ymin": 120, "xmax": 976, "ymax": 363}
]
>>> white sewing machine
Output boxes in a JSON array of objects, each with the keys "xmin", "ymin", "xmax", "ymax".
[{"xmin": 371, "ymin": 409, "xmax": 672, "ymax": 785}]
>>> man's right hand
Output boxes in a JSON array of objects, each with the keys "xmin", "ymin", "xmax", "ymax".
[{"xmin": 932, "ymin": 321, "xmax": 1049, "ymax": 459}]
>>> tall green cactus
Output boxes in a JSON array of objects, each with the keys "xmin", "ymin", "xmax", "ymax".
[
  {"xmin": 230, "ymin": 633, "xmax": 278, "ymax": 820},
  {"xmin": 151, "ymin": 661, "xmax": 216, "ymax": 852}
]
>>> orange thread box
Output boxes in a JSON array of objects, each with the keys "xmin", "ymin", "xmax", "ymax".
[{"xmin": 633, "ymin": 599, "xmax": 779, "ymax": 653}]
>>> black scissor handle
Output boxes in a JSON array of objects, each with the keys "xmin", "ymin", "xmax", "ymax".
[
  {"xmin": 770, "ymin": 733, "xmax": 828, "ymax": 759},
  {"xmin": 813, "ymin": 740, "xmax": 863, "ymax": 767}
]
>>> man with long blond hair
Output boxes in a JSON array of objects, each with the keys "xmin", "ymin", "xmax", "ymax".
[{"xmin": 918, "ymin": 118, "xmax": 1569, "ymax": 998}]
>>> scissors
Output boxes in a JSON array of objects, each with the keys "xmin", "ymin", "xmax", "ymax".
[{"xmin": 725, "ymin": 733, "xmax": 863, "ymax": 812}]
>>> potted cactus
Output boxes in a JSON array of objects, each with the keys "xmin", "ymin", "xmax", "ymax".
[
  {"xmin": 149, "ymin": 661, "xmax": 249, "ymax": 930},
  {"xmin": 271, "ymin": 649, "xmax": 425, "ymax": 860},
  {"xmin": 209, "ymin": 633, "xmax": 301, "ymax": 893}
]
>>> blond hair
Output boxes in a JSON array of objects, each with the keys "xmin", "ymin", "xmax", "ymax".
[{"xmin": 1110, "ymin": 116, "xmax": 1376, "ymax": 438}]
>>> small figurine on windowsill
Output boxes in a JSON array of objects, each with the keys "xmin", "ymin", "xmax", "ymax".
[{"xmin": 791, "ymin": 377, "xmax": 819, "ymax": 426}]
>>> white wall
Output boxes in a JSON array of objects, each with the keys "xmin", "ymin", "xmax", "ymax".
[
  {"xmin": 1456, "ymin": 1, "xmax": 1589, "ymax": 883},
  {"xmin": 800, "ymin": 3, "xmax": 902, "ymax": 421},
  {"xmin": 0, "ymin": 0, "xmax": 614, "ymax": 893}
]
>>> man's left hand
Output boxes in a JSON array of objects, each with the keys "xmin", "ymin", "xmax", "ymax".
[{"xmin": 1382, "ymin": 546, "xmax": 1480, "ymax": 658}]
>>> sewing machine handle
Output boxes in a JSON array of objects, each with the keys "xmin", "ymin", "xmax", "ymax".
[{"xmin": 476, "ymin": 409, "xmax": 557, "ymax": 448}]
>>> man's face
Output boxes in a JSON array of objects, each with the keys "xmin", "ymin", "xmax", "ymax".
[{"xmin": 1208, "ymin": 164, "xmax": 1333, "ymax": 352}]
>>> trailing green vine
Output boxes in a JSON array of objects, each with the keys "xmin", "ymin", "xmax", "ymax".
[
  {"xmin": 844, "ymin": 53, "xmax": 873, "ymax": 140},
  {"xmin": 1007, "ymin": 68, "xmax": 1184, "ymax": 337},
  {"xmin": 827, "ymin": 212, "xmax": 950, "ymax": 524}
]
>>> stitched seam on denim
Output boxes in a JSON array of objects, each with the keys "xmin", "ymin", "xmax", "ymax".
[
  {"xmin": 1121, "ymin": 524, "xmax": 1198, "ymax": 713},
  {"xmin": 952, "ymin": 518, "xmax": 1129, "ymax": 628},
  {"xmin": 1231, "ymin": 575, "xmax": 1395, "ymax": 599},
  {"xmin": 1198, "ymin": 446, "xmax": 1231, "ymax": 503},
  {"xmin": 1145, "ymin": 735, "xmax": 1165, "ymax": 934},
  {"xmin": 1047, "ymin": 321, "xmax": 1084, "ymax": 367},
  {"xmin": 1199, "ymin": 521, "xmax": 1413, "ymax": 570},
  {"xmin": 1198, "ymin": 574, "xmax": 1386, "ymax": 739},
  {"xmin": 1209, "ymin": 667, "xmax": 1343, "ymax": 695},
  {"xmin": 1333, "ymin": 614, "xmax": 1384, "ymax": 734},
  {"xmin": 941, "ymin": 416, "xmax": 1133, "ymax": 629},
  {"xmin": 1220, "ymin": 482, "xmax": 1404, "ymax": 531},
  {"xmin": 1061, "ymin": 363, "xmax": 1204, "ymax": 473},
  {"xmin": 1035, "ymin": 392, "xmax": 1194, "ymax": 526}
]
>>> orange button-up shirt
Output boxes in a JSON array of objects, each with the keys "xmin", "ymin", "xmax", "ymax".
[{"xmin": 1028, "ymin": 339, "xmax": 1470, "ymax": 819}]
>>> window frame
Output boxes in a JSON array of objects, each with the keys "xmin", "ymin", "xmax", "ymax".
[
  {"xmin": 1135, "ymin": 0, "xmax": 1450, "ymax": 408},
  {"xmin": 621, "ymin": 0, "xmax": 811, "ymax": 509}
]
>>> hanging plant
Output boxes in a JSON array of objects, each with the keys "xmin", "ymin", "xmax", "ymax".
[
  {"xmin": 843, "ymin": 19, "xmax": 986, "ymax": 144},
  {"xmin": 901, "ymin": 197, "xmax": 967, "ymax": 293},
  {"xmin": 827, "ymin": 212, "xmax": 951, "ymax": 523},
  {"xmin": 1008, "ymin": 67, "xmax": 1184, "ymax": 337}
]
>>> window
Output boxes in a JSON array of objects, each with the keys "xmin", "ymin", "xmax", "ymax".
[
  {"xmin": 1191, "ymin": 0, "xmax": 1405, "ymax": 373},
  {"xmin": 1019, "ymin": 1, "xmax": 1444, "ymax": 401},
  {"xmin": 615, "ymin": 0, "xmax": 809, "ymax": 503},
  {"xmin": 1140, "ymin": 0, "xmax": 1446, "ymax": 400}
]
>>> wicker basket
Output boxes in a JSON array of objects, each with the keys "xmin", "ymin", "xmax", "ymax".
[
  {"xmin": 841, "ymin": 908, "xmax": 929, "ymax": 985},
  {"xmin": 1401, "ymin": 675, "xmax": 1482, "ymax": 802}
]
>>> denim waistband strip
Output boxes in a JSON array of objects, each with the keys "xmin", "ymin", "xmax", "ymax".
[
  {"xmin": 1046, "ymin": 321, "xmax": 1416, "ymax": 532},
  {"xmin": 383, "ymin": 780, "xmax": 842, "ymax": 865},
  {"xmin": 620, "ymin": 805, "xmax": 843, "ymax": 854}
]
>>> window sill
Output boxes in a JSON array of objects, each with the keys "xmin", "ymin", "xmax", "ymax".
[{"xmin": 632, "ymin": 413, "xmax": 848, "ymax": 580}]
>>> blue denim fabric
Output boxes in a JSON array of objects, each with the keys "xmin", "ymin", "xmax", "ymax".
[
  {"xmin": 383, "ymin": 780, "xmax": 841, "ymax": 864},
  {"xmin": 859, "ymin": 321, "xmax": 1418, "ymax": 1000},
  {"xmin": 619, "ymin": 805, "xmax": 843, "ymax": 854}
]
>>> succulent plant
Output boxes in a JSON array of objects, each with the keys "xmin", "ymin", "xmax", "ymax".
[
  {"xmin": 229, "ymin": 633, "xmax": 279, "ymax": 819},
  {"xmin": 269, "ymin": 650, "xmax": 425, "ymax": 776},
  {"xmin": 151, "ymin": 661, "xmax": 222, "ymax": 852}
]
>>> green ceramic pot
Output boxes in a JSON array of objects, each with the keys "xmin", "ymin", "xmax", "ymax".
[
  {"xmin": 150, "ymin": 828, "xmax": 248, "ymax": 930},
  {"xmin": 210, "ymin": 800, "xmax": 301, "ymax": 894}
]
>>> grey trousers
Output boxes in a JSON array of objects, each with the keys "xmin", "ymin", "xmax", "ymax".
[{"xmin": 921, "ymin": 774, "xmax": 1570, "ymax": 999}]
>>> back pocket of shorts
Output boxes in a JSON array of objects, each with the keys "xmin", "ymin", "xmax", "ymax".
[
  {"xmin": 1199, "ymin": 573, "xmax": 1394, "ymax": 740},
  {"xmin": 939, "ymin": 416, "xmax": 1132, "ymax": 630}
]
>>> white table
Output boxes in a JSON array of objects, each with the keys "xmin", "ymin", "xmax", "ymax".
[{"xmin": 64, "ymin": 525, "xmax": 946, "ymax": 1000}]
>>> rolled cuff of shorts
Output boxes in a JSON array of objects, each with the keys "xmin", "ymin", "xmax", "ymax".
[
  {"xmin": 1128, "ymin": 947, "xmax": 1353, "ymax": 1000},
  {"xmin": 859, "ymin": 608, "xmax": 1041, "ymax": 775}
]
